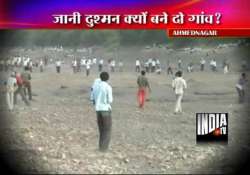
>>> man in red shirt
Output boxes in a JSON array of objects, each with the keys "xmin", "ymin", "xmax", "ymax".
[{"xmin": 14, "ymin": 72, "xmax": 30, "ymax": 106}]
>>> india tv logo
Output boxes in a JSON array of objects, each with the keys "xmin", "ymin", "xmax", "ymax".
[{"xmin": 196, "ymin": 113, "xmax": 228, "ymax": 143}]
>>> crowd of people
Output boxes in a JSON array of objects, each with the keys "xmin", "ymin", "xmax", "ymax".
[
  {"xmin": 0, "ymin": 51, "xmax": 248, "ymax": 153},
  {"xmin": 68, "ymin": 56, "xmax": 238, "ymax": 77},
  {"xmin": 1, "ymin": 53, "xmax": 246, "ymax": 78}
]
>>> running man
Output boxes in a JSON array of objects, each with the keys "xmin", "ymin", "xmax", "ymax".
[
  {"xmin": 172, "ymin": 71, "xmax": 187, "ymax": 114},
  {"xmin": 137, "ymin": 70, "xmax": 151, "ymax": 108},
  {"xmin": 92, "ymin": 72, "xmax": 113, "ymax": 152}
]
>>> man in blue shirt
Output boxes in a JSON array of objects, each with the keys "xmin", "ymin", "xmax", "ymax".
[{"xmin": 92, "ymin": 72, "xmax": 113, "ymax": 152}]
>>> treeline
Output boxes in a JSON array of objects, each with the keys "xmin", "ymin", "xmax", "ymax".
[{"xmin": 0, "ymin": 30, "xmax": 247, "ymax": 48}]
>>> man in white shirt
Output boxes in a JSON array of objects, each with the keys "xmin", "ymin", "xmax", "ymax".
[
  {"xmin": 12, "ymin": 58, "xmax": 17, "ymax": 69},
  {"xmin": 178, "ymin": 59, "xmax": 182, "ymax": 69},
  {"xmin": 144, "ymin": 61, "xmax": 149, "ymax": 73},
  {"xmin": 6, "ymin": 72, "xmax": 17, "ymax": 111},
  {"xmin": 156, "ymin": 59, "xmax": 161, "ymax": 69},
  {"xmin": 39, "ymin": 60, "xmax": 44, "ymax": 72},
  {"xmin": 86, "ymin": 60, "xmax": 91, "ymax": 76},
  {"xmin": 135, "ymin": 59, "xmax": 141, "ymax": 73},
  {"xmin": 98, "ymin": 59, "xmax": 104, "ymax": 72},
  {"xmin": 28, "ymin": 60, "xmax": 33, "ymax": 72},
  {"xmin": 223, "ymin": 64, "xmax": 229, "ymax": 74},
  {"xmin": 88, "ymin": 59, "xmax": 92, "ymax": 65},
  {"xmin": 156, "ymin": 67, "xmax": 162, "ymax": 75},
  {"xmin": 55, "ymin": 59, "xmax": 61, "ymax": 73},
  {"xmin": 72, "ymin": 59, "xmax": 77, "ymax": 73},
  {"xmin": 17, "ymin": 57, "xmax": 22, "ymax": 67},
  {"xmin": 92, "ymin": 58, "xmax": 97, "ymax": 64},
  {"xmin": 92, "ymin": 72, "xmax": 113, "ymax": 152},
  {"xmin": 23, "ymin": 57, "xmax": 29, "ymax": 67},
  {"xmin": 151, "ymin": 59, "xmax": 156, "ymax": 73},
  {"xmin": 200, "ymin": 58, "xmax": 206, "ymax": 71},
  {"xmin": 148, "ymin": 58, "xmax": 152, "ymax": 72},
  {"xmin": 111, "ymin": 60, "xmax": 115, "ymax": 72},
  {"xmin": 80, "ymin": 58, "xmax": 86, "ymax": 72},
  {"xmin": 172, "ymin": 71, "xmax": 187, "ymax": 114},
  {"xmin": 187, "ymin": 62, "xmax": 193, "ymax": 73},
  {"xmin": 210, "ymin": 59, "xmax": 217, "ymax": 72}
]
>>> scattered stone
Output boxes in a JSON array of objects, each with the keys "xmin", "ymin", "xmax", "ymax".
[
  {"xmin": 123, "ymin": 158, "xmax": 129, "ymax": 163},
  {"xmin": 38, "ymin": 147, "xmax": 43, "ymax": 152},
  {"xmin": 177, "ymin": 146, "xmax": 184, "ymax": 151},
  {"xmin": 182, "ymin": 154, "xmax": 187, "ymax": 159},
  {"xmin": 62, "ymin": 153, "xmax": 66, "ymax": 159},
  {"xmin": 72, "ymin": 159, "xmax": 81, "ymax": 164},
  {"xmin": 60, "ymin": 85, "xmax": 68, "ymax": 89},
  {"xmin": 42, "ymin": 156, "xmax": 47, "ymax": 161},
  {"xmin": 42, "ymin": 117, "xmax": 50, "ymax": 124},
  {"xmin": 196, "ymin": 154, "xmax": 206, "ymax": 161}
]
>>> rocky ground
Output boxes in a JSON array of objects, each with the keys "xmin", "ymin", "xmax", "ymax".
[{"xmin": 0, "ymin": 45, "xmax": 250, "ymax": 174}]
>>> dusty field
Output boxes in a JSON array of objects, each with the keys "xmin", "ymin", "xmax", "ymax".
[{"xmin": 0, "ymin": 45, "xmax": 250, "ymax": 174}]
